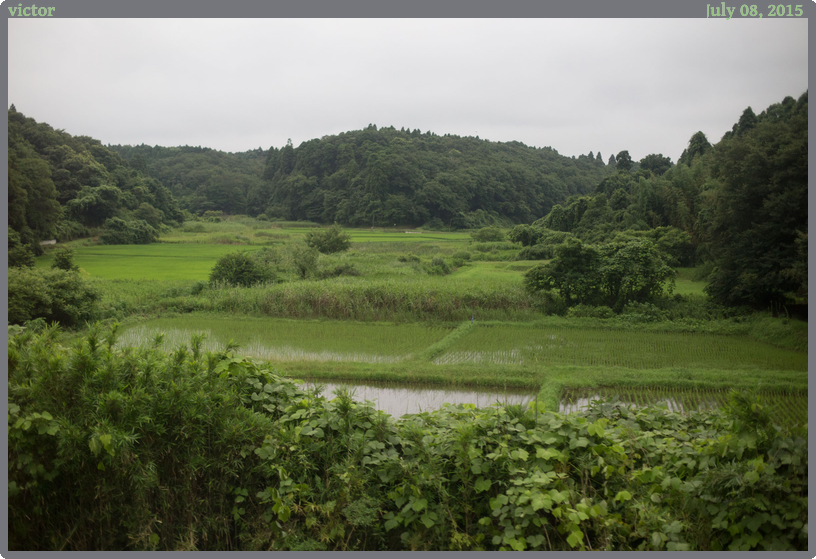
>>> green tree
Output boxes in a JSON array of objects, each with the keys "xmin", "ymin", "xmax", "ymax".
[
  {"xmin": 305, "ymin": 223, "xmax": 351, "ymax": 254},
  {"xmin": 525, "ymin": 238, "xmax": 675, "ymax": 310},
  {"xmin": 704, "ymin": 93, "xmax": 807, "ymax": 309},
  {"xmin": 524, "ymin": 238, "xmax": 602, "ymax": 306},
  {"xmin": 597, "ymin": 240, "xmax": 675, "ymax": 309},
  {"xmin": 615, "ymin": 151, "xmax": 633, "ymax": 172},
  {"xmin": 99, "ymin": 217, "xmax": 159, "ymax": 245},
  {"xmin": 8, "ymin": 267, "xmax": 99, "ymax": 327},
  {"xmin": 290, "ymin": 244, "xmax": 319, "ymax": 279},
  {"xmin": 66, "ymin": 184, "xmax": 122, "ymax": 227},
  {"xmin": 51, "ymin": 246, "xmax": 79, "ymax": 272},
  {"xmin": 470, "ymin": 226, "xmax": 505, "ymax": 242},
  {"xmin": 677, "ymin": 131, "xmax": 712, "ymax": 166},
  {"xmin": 508, "ymin": 224, "xmax": 543, "ymax": 247},
  {"xmin": 209, "ymin": 251, "xmax": 271, "ymax": 287},
  {"xmin": 8, "ymin": 228, "xmax": 35, "ymax": 268},
  {"xmin": 639, "ymin": 154, "xmax": 673, "ymax": 176}
]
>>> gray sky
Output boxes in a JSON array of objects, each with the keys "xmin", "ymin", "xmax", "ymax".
[{"xmin": 7, "ymin": 18, "xmax": 808, "ymax": 162}]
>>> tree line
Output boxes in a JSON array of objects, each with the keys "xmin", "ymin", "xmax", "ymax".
[
  {"xmin": 8, "ymin": 106, "xmax": 183, "ymax": 253},
  {"xmin": 513, "ymin": 92, "xmax": 807, "ymax": 311},
  {"xmin": 112, "ymin": 126, "xmax": 614, "ymax": 228}
]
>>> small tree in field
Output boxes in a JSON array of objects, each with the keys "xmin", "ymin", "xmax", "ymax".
[
  {"xmin": 471, "ymin": 226, "xmax": 505, "ymax": 243},
  {"xmin": 51, "ymin": 246, "xmax": 79, "ymax": 272},
  {"xmin": 209, "ymin": 251, "xmax": 271, "ymax": 287},
  {"xmin": 305, "ymin": 223, "xmax": 351, "ymax": 254}
]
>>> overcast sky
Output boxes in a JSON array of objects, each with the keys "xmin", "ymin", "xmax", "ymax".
[{"xmin": 7, "ymin": 18, "xmax": 808, "ymax": 162}]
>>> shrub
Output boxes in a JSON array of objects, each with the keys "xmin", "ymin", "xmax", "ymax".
[
  {"xmin": 252, "ymin": 246, "xmax": 282, "ymax": 267},
  {"xmin": 8, "ymin": 267, "xmax": 99, "ymax": 327},
  {"xmin": 567, "ymin": 304, "xmax": 616, "ymax": 319},
  {"xmin": 289, "ymin": 244, "xmax": 319, "ymax": 279},
  {"xmin": 427, "ymin": 257, "xmax": 451, "ymax": 276},
  {"xmin": 256, "ymin": 213, "xmax": 269, "ymax": 221},
  {"xmin": 618, "ymin": 301, "xmax": 669, "ymax": 323},
  {"xmin": 317, "ymin": 263, "xmax": 361, "ymax": 279},
  {"xmin": 470, "ymin": 226, "xmax": 505, "ymax": 242},
  {"xmin": 473, "ymin": 241, "xmax": 517, "ymax": 253},
  {"xmin": 397, "ymin": 254, "xmax": 420, "ymax": 263},
  {"xmin": 422, "ymin": 217, "xmax": 446, "ymax": 231},
  {"xmin": 209, "ymin": 251, "xmax": 272, "ymax": 287},
  {"xmin": 99, "ymin": 218, "xmax": 159, "ymax": 245},
  {"xmin": 452, "ymin": 251, "xmax": 471, "ymax": 261},
  {"xmin": 55, "ymin": 220, "xmax": 89, "ymax": 242},
  {"xmin": 203, "ymin": 210, "xmax": 222, "ymax": 223},
  {"xmin": 516, "ymin": 244, "xmax": 554, "ymax": 261},
  {"xmin": 51, "ymin": 246, "xmax": 79, "ymax": 272},
  {"xmin": 305, "ymin": 223, "xmax": 351, "ymax": 254},
  {"xmin": 8, "ymin": 228, "xmax": 34, "ymax": 268},
  {"xmin": 189, "ymin": 281, "xmax": 208, "ymax": 295}
]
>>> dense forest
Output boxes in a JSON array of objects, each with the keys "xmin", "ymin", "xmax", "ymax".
[
  {"xmin": 513, "ymin": 92, "xmax": 808, "ymax": 311},
  {"xmin": 109, "ymin": 144, "xmax": 267, "ymax": 217},
  {"xmin": 8, "ymin": 106, "xmax": 183, "ymax": 252},
  {"xmin": 111, "ymin": 127, "xmax": 615, "ymax": 228}
]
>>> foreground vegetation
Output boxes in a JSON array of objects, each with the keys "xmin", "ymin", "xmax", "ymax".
[
  {"xmin": 8, "ymin": 92, "xmax": 808, "ymax": 551},
  {"xmin": 9, "ymin": 326, "xmax": 807, "ymax": 551}
]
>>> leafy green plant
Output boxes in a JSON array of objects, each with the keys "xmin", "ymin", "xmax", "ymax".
[
  {"xmin": 210, "ymin": 251, "xmax": 273, "ymax": 287},
  {"xmin": 289, "ymin": 244, "xmax": 319, "ymax": 279},
  {"xmin": 8, "ymin": 227, "xmax": 35, "ymax": 268},
  {"xmin": 470, "ymin": 226, "xmax": 505, "ymax": 242},
  {"xmin": 8, "ymin": 267, "xmax": 99, "ymax": 327},
  {"xmin": 427, "ymin": 257, "xmax": 451, "ymax": 276},
  {"xmin": 100, "ymin": 217, "xmax": 159, "ymax": 245},
  {"xmin": 305, "ymin": 223, "xmax": 351, "ymax": 254},
  {"xmin": 7, "ymin": 325, "xmax": 809, "ymax": 551},
  {"xmin": 51, "ymin": 246, "xmax": 79, "ymax": 272}
]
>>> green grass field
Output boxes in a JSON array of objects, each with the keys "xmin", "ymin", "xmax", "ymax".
[
  {"xmin": 36, "ymin": 244, "xmax": 266, "ymax": 280},
  {"xmin": 34, "ymin": 218, "xmax": 806, "ymax": 426}
]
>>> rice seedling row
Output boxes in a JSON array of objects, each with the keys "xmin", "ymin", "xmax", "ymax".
[
  {"xmin": 435, "ymin": 324, "xmax": 807, "ymax": 371},
  {"xmin": 118, "ymin": 316, "xmax": 452, "ymax": 364},
  {"xmin": 558, "ymin": 386, "xmax": 807, "ymax": 427}
]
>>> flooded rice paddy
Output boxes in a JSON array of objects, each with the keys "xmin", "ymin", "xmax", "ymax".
[
  {"xmin": 118, "ymin": 317, "xmax": 450, "ymax": 364},
  {"xmin": 300, "ymin": 380, "xmax": 536, "ymax": 417},
  {"xmin": 558, "ymin": 387, "xmax": 808, "ymax": 426}
]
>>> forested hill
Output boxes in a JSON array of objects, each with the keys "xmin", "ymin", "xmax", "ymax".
[
  {"xmin": 8, "ymin": 107, "xmax": 183, "ymax": 249},
  {"xmin": 113, "ymin": 126, "xmax": 615, "ymax": 228},
  {"xmin": 514, "ymin": 91, "xmax": 808, "ymax": 309},
  {"xmin": 260, "ymin": 127, "xmax": 613, "ymax": 227},
  {"xmin": 109, "ymin": 144, "xmax": 267, "ymax": 217}
]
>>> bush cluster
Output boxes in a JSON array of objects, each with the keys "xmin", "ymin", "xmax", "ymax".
[
  {"xmin": 8, "ymin": 267, "xmax": 99, "ymax": 327},
  {"xmin": 209, "ymin": 251, "xmax": 273, "ymax": 287},
  {"xmin": 8, "ymin": 326, "xmax": 808, "ymax": 551},
  {"xmin": 100, "ymin": 217, "xmax": 159, "ymax": 245},
  {"xmin": 305, "ymin": 224, "xmax": 351, "ymax": 254},
  {"xmin": 427, "ymin": 256, "xmax": 452, "ymax": 276},
  {"xmin": 470, "ymin": 226, "xmax": 506, "ymax": 243}
]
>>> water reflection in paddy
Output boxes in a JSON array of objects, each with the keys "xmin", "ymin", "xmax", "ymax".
[{"xmin": 300, "ymin": 380, "xmax": 536, "ymax": 418}]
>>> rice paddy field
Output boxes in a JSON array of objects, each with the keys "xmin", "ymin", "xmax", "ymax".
[
  {"xmin": 36, "ymin": 218, "xmax": 806, "ymax": 427},
  {"xmin": 118, "ymin": 316, "xmax": 452, "ymax": 363},
  {"xmin": 559, "ymin": 386, "xmax": 808, "ymax": 428},
  {"xmin": 35, "ymin": 244, "xmax": 266, "ymax": 280},
  {"xmin": 432, "ymin": 323, "xmax": 807, "ymax": 371},
  {"xmin": 116, "ymin": 314, "xmax": 808, "ymax": 427}
]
